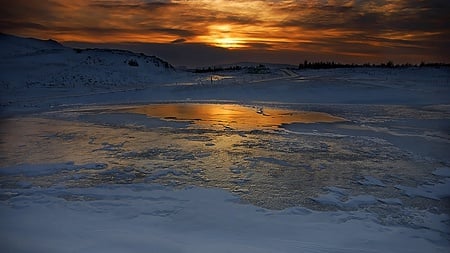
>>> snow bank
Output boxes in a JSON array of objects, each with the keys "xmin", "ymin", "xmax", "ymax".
[{"xmin": 1, "ymin": 184, "xmax": 448, "ymax": 253}]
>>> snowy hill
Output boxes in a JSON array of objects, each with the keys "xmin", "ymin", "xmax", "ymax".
[
  {"xmin": 0, "ymin": 33, "xmax": 175, "ymax": 89},
  {"xmin": 0, "ymin": 33, "xmax": 64, "ymax": 57}
]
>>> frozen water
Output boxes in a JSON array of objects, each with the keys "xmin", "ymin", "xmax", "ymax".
[
  {"xmin": 395, "ymin": 178, "xmax": 450, "ymax": 200},
  {"xmin": 358, "ymin": 176, "xmax": 386, "ymax": 187},
  {"xmin": 0, "ymin": 162, "xmax": 106, "ymax": 176},
  {"xmin": 0, "ymin": 103, "xmax": 448, "ymax": 212},
  {"xmin": 311, "ymin": 189, "xmax": 378, "ymax": 208},
  {"xmin": 378, "ymin": 198, "xmax": 403, "ymax": 205},
  {"xmin": 433, "ymin": 167, "xmax": 450, "ymax": 177}
]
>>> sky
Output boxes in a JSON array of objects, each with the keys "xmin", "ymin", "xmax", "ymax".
[{"xmin": 1, "ymin": 0, "xmax": 449, "ymax": 67}]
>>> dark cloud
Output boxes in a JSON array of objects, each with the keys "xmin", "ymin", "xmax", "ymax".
[
  {"xmin": 0, "ymin": 21, "xmax": 47, "ymax": 30},
  {"xmin": 171, "ymin": 38, "xmax": 186, "ymax": 43},
  {"xmin": 149, "ymin": 28, "xmax": 197, "ymax": 37},
  {"xmin": 64, "ymin": 41, "xmax": 232, "ymax": 67},
  {"xmin": 279, "ymin": 0, "xmax": 449, "ymax": 33},
  {"xmin": 89, "ymin": 0, "xmax": 179, "ymax": 9},
  {"xmin": 0, "ymin": 0, "xmax": 449, "ymax": 64},
  {"xmin": 89, "ymin": 2, "xmax": 142, "ymax": 9}
]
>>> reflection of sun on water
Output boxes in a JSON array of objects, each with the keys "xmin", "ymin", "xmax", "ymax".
[{"xmin": 126, "ymin": 104, "xmax": 346, "ymax": 130}]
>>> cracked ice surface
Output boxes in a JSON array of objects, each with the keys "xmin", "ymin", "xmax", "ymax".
[{"xmin": 1, "ymin": 103, "xmax": 449, "ymax": 214}]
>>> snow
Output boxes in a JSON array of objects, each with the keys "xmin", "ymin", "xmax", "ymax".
[
  {"xmin": 433, "ymin": 167, "xmax": 450, "ymax": 177},
  {"xmin": 1, "ymin": 184, "xmax": 449, "ymax": 253},
  {"xmin": 377, "ymin": 198, "xmax": 403, "ymax": 205},
  {"xmin": 358, "ymin": 176, "xmax": 386, "ymax": 187},
  {"xmin": 1, "ymin": 34, "xmax": 450, "ymax": 252},
  {"xmin": 311, "ymin": 189, "xmax": 381, "ymax": 208},
  {"xmin": 147, "ymin": 169, "xmax": 186, "ymax": 180},
  {"xmin": 0, "ymin": 34, "xmax": 174, "ymax": 91},
  {"xmin": 395, "ymin": 178, "xmax": 450, "ymax": 200}
]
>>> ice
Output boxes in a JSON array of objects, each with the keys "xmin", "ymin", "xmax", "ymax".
[
  {"xmin": 433, "ymin": 167, "xmax": 450, "ymax": 177},
  {"xmin": 229, "ymin": 166, "xmax": 243, "ymax": 174},
  {"xmin": 312, "ymin": 187, "xmax": 405, "ymax": 208},
  {"xmin": 246, "ymin": 156, "xmax": 296, "ymax": 168},
  {"xmin": 378, "ymin": 198, "xmax": 403, "ymax": 205},
  {"xmin": 311, "ymin": 190, "xmax": 378, "ymax": 208},
  {"xmin": 395, "ymin": 178, "xmax": 450, "ymax": 200},
  {"xmin": 344, "ymin": 195, "xmax": 378, "ymax": 208},
  {"xmin": 324, "ymin": 186, "xmax": 349, "ymax": 196},
  {"xmin": 147, "ymin": 169, "xmax": 186, "ymax": 180},
  {"xmin": 78, "ymin": 112, "xmax": 191, "ymax": 129},
  {"xmin": 311, "ymin": 192, "xmax": 344, "ymax": 207},
  {"xmin": 358, "ymin": 175, "xmax": 386, "ymax": 187},
  {"xmin": 0, "ymin": 162, "xmax": 107, "ymax": 176}
]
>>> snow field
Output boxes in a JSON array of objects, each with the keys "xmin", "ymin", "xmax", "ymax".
[
  {"xmin": 1, "ymin": 34, "xmax": 450, "ymax": 252},
  {"xmin": 1, "ymin": 183, "xmax": 449, "ymax": 253}
]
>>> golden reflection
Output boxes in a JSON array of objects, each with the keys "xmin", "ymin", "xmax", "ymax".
[{"xmin": 126, "ymin": 104, "xmax": 346, "ymax": 130}]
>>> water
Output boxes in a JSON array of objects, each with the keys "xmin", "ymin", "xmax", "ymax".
[
  {"xmin": 123, "ymin": 103, "xmax": 345, "ymax": 130},
  {"xmin": 0, "ymin": 103, "xmax": 448, "ymax": 213}
]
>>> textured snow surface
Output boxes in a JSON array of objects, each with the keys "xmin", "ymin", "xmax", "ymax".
[
  {"xmin": 433, "ymin": 167, "xmax": 450, "ymax": 177},
  {"xmin": 0, "ymin": 34, "xmax": 174, "ymax": 90},
  {"xmin": 1, "ymin": 184, "xmax": 449, "ymax": 253},
  {"xmin": 358, "ymin": 176, "xmax": 386, "ymax": 187},
  {"xmin": 395, "ymin": 178, "xmax": 450, "ymax": 200}
]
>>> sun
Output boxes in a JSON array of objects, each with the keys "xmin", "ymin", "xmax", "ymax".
[
  {"xmin": 214, "ymin": 37, "xmax": 244, "ymax": 49},
  {"xmin": 201, "ymin": 24, "xmax": 247, "ymax": 49}
]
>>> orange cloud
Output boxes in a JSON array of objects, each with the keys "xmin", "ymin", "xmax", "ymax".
[{"xmin": 0, "ymin": 0, "xmax": 448, "ymax": 63}]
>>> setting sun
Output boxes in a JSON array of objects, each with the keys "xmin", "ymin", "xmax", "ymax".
[
  {"xmin": 214, "ymin": 37, "xmax": 245, "ymax": 49},
  {"xmin": 0, "ymin": 0, "xmax": 448, "ymax": 65},
  {"xmin": 200, "ymin": 24, "xmax": 247, "ymax": 49}
]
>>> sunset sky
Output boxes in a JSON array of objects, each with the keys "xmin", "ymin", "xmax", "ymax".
[{"xmin": 1, "ymin": 0, "xmax": 449, "ymax": 67}]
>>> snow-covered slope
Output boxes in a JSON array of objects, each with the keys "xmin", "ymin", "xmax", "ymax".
[
  {"xmin": 0, "ymin": 33, "xmax": 64, "ymax": 57},
  {"xmin": 0, "ymin": 33, "xmax": 174, "ymax": 89}
]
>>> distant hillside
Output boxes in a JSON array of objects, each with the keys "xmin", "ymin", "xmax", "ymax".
[
  {"xmin": 0, "ymin": 34, "xmax": 175, "ymax": 89},
  {"xmin": 0, "ymin": 33, "xmax": 65, "ymax": 57}
]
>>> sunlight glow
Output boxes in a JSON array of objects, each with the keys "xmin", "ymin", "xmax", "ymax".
[
  {"xmin": 201, "ymin": 24, "xmax": 248, "ymax": 49},
  {"xmin": 214, "ymin": 37, "xmax": 245, "ymax": 49},
  {"xmin": 1, "ymin": 0, "xmax": 445, "ymax": 62}
]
